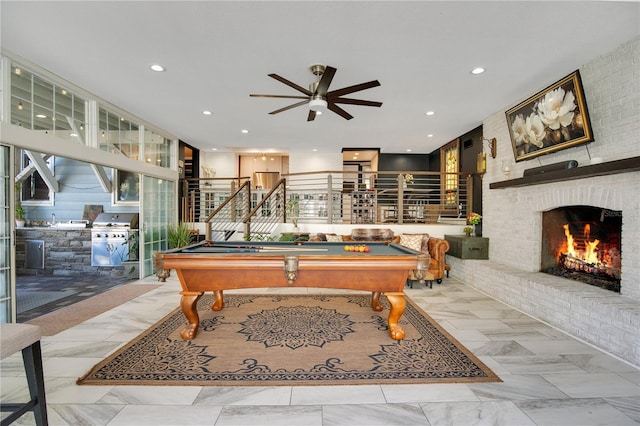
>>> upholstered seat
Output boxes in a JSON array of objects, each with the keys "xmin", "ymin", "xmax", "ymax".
[
  {"xmin": 310, "ymin": 230, "xmax": 450, "ymax": 287},
  {"xmin": 0, "ymin": 323, "xmax": 48, "ymax": 426},
  {"xmin": 400, "ymin": 234, "xmax": 450, "ymax": 286}
]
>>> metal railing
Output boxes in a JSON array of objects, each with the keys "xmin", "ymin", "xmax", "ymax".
[
  {"xmin": 183, "ymin": 178, "xmax": 250, "ymax": 241},
  {"xmin": 242, "ymin": 178, "xmax": 287, "ymax": 240},
  {"xmin": 182, "ymin": 171, "xmax": 475, "ymax": 240}
]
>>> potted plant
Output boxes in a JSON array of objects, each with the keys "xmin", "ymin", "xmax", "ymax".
[
  {"xmin": 15, "ymin": 182, "xmax": 25, "ymax": 228},
  {"xmin": 167, "ymin": 222, "xmax": 193, "ymax": 249},
  {"xmin": 467, "ymin": 212, "xmax": 482, "ymax": 236},
  {"xmin": 463, "ymin": 226, "xmax": 474, "ymax": 237}
]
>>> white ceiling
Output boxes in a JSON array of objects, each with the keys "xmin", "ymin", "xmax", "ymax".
[{"xmin": 1, "ymin": 1, "xmax": 638, "ymax": 155}]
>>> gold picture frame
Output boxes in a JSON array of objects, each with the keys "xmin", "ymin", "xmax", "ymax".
[{"xmin": 506, "ymin": 70, "xmax": 593, "ymax": 162}]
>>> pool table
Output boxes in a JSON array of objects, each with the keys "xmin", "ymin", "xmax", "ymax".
[{"xmin": 154, "ymin": 240, "xmax": 429, "ymax": 341}]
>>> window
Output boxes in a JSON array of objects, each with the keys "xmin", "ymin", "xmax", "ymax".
[
  {"xmin": 11, "ymin": 65, "xmax": 87, "ymax": 142},
  {"xmin": 440, "ymin": 139, "xmax": 459, "ymax": 207},
  {"xmin": 19, "ymin": 151, "xmax": 53, "ymax": 204},
  {"xmin": 114, "ymin": 170, "xmax": 140, "ymax": 204},
  {"xmin": 99, "ymin": 107, "xmax": 140, "ymax": 159}
]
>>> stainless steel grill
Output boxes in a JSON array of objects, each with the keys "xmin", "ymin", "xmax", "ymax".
[{"xmin": 91, "ymin": 213, "xmax": 139, "ymax": 266}]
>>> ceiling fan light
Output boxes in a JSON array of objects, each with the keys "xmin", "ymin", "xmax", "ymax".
[{"xmin": 309, "ymin": 98, "xmax": 328, "ymax": 112}]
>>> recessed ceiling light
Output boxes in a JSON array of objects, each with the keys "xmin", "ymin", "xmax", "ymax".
[
  {"xmin": 150, "ymin": 64, "xmax": 165, "ymax": 72},
  {"xmin": 313, "ymin": 149, "xmax": 318, "ymax": 152},
  {"xmin": 425, "ymin": 111, "xmax": 435, "ymax": 116},
  {"xmin": 202, "ymin": 110, "xmax": 212, "ymax": 115},
  {"xmin": 427, "ymin": 134, "xmax": 433, "ymax": 138},
  {"xmin": 471, "ymin": 67, "xmax": 486, "ymax": 75},
  {"xmin": 36, "ymin": 114, "xmax": 46, "ymax": 118},
  {"xmin": 406, "ymin": 149, "xmax": 412, "ymax": 152},
  {"xmin": 211, "ymin": 148, "xmax": 217, "ymax": 151},
  {"xmin": 241, "ymin": 129, "xmax": 249, "ymax": 134}
]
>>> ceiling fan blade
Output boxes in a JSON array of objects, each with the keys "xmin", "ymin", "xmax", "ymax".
[
  {"xmin": 269, "ymin": 73, "xmax": 312, "ymax": 96},
  {"xmin": 327, "ymin": 80, "xmax": 381, "ymax": 98},
  {"xmin": 250, "ymin": 94, "xmax": 309, "ymax": 99},
  {"xmin": 327, "ymin": 102, "xmax": 353, "ymax": 120},
  {"xmin": 268, "ymin": 100, "xmax": 309, "ymax": 115},
  {"xmin": 315, "ymin": 66, "xmax": 336, "ymax": 96},
  {"xmin": 307, "ymin": 110, "xmax": 317, "ymax": 121},
  {"xmin": 332, "ymin": 97, "xmax": 383, "ymax": 107}
]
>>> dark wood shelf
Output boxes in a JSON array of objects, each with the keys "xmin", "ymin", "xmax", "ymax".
[{"xmin": 489, "ymin": 156, "xmax": 640, "ymax": 189}]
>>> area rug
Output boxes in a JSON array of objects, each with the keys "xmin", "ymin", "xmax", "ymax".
[
  {"xmin": 78, "ymin": 294, "xmax": 500, "ymax": 386},
  {"xmin": 27, "ymin": 284, "xmax": 161, "ymax": 336}
]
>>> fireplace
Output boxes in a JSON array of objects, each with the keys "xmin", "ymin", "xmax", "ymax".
[{"xmin": 541, "ymin": 205, "xmax": 622, "ymax": 292}]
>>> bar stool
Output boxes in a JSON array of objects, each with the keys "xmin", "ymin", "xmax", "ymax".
[{"xmin": 0, "ymin": 323, "xmax": 48, "ymax": 426}]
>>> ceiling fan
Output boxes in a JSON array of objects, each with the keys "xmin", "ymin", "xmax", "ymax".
[{"xmin": 250, "ymin": 64, "xmax": 382, "ymax": 121}]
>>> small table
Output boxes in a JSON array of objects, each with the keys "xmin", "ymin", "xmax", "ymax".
[{"xmin": 155, "ymin": 241, "xmax": 430, "ymax": 341}]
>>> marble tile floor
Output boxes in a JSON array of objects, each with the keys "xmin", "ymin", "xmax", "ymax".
[
  {"xmin": 16, "ymin": 275, "xmax": 131, "ymax": 322},
  {"xmin": 1, "ymin": 276, "xmax": 639, "ymax": 426}
]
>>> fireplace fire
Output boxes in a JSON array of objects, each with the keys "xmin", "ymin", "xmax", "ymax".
[{"xmin": 541, "ymin": 206, "xmax": 621, "ymax": 292}]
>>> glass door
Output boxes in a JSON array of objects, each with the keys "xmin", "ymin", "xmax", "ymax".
[
  {"xmin": 1, "ymin": 144, "xmax": 15, "ymax": 322},
  {"xmin": 141, "ymin": 175, "xmax": 176, "ymax": 277}
]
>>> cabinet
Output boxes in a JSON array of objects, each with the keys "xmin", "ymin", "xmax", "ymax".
[
  {"xmin": 445, "ymin": 235, "xmax": 489, "ymax": 259},
  {"xmin": 351, "ymin": 191, "xmax": 376, "ymax": 224}
]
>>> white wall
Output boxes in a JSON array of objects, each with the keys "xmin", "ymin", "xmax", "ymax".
[
  {"xmin": 288, "ymin": 152, "xmax": 343, "ymax": 174},
  {"xmin": 199, "ymin": 151, "xmax": 236, "ymax": 177},
  {"xmin": 199, "ymin": 151, "xmax": 343, "ymax": 177}
]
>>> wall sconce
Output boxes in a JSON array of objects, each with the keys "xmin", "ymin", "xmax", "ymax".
[
  {"xmin": 482, "ymin": 137, "xmax": 497, "ymax": 158},
  {"xmin": 477, "ymin": 152, "xmax": 487, "ymax": 175}
]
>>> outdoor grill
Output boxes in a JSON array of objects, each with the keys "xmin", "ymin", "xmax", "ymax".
[{"xmin": 91, "ymin": 212, "xmax": 139, "ymax": 266}]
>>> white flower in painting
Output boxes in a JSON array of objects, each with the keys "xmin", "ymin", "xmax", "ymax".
[
  {"xmin": 537, "ymin": 88, "xmax": 577, "ymax": 130},
  {"xmin": 525, "ymin": 113, "xmax": 546, "ymax": 148},
  {"xmin": 510, "ymin": 114, "xmax": 527, "ymax": 146}
]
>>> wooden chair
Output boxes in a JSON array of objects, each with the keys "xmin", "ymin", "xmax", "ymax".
[{"xmin": 0, "ymin": 324, "xmax": 48, "ymax": 426}]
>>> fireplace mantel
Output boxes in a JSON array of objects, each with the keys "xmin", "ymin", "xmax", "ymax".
[{"xmin": 489, "ymin": 156, "xmax": 640, "ymax": 189}]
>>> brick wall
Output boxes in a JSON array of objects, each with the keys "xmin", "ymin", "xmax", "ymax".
[
  {"xmin": 449, "ymin": 36, "xmax": 640, "ymax": 366},
  {"xmin": 16, "ymin": 229, "xmax": 125, "ymax": 278},
  {"xmin": 482, "ymin": 36, "xmax": 640, "ymax": 301}
]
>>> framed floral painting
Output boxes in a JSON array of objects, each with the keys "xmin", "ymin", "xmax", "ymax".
[{"xmin": 505, "ymin": 70, "xmax": 593, "ymax": 162}]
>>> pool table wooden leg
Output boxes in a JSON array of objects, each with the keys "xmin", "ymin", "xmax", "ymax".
[
  {"xmin": 180, "ymin": 292, "xmax": 203, "ymax": 340},
  {"xmin": 211, "ymin": 290, "xmax": 224, "ymax": 311},
  {"xmin": 385, "ymin": 292, "xmax": 406, "ymax": 340},
  {"xmin": 371, "ymin": 291, "xmax": 383, "ymax": 311}
]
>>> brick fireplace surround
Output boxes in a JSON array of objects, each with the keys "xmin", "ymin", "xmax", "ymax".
[{"xmin": 448, "ymin": 37, "xmax": 640, "ymax": 367}]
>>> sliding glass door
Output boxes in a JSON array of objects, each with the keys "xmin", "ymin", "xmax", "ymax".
[
  {"xmin": 1, "ymin": 144, "xmax": 15, "ymax": 322},
  {"xmin": 141, "ymin": 175, "xmax": 176, "ymax": 276}
]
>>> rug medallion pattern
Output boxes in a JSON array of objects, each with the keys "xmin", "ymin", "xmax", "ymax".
[{"xmin": 78, "ymin": 294, "xmax": 500, "ymax": 386}]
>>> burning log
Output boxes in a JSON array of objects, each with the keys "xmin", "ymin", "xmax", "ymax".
[{"xmin": 559, "ymin": 253, "xmax": 620, "ymax": 279}]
